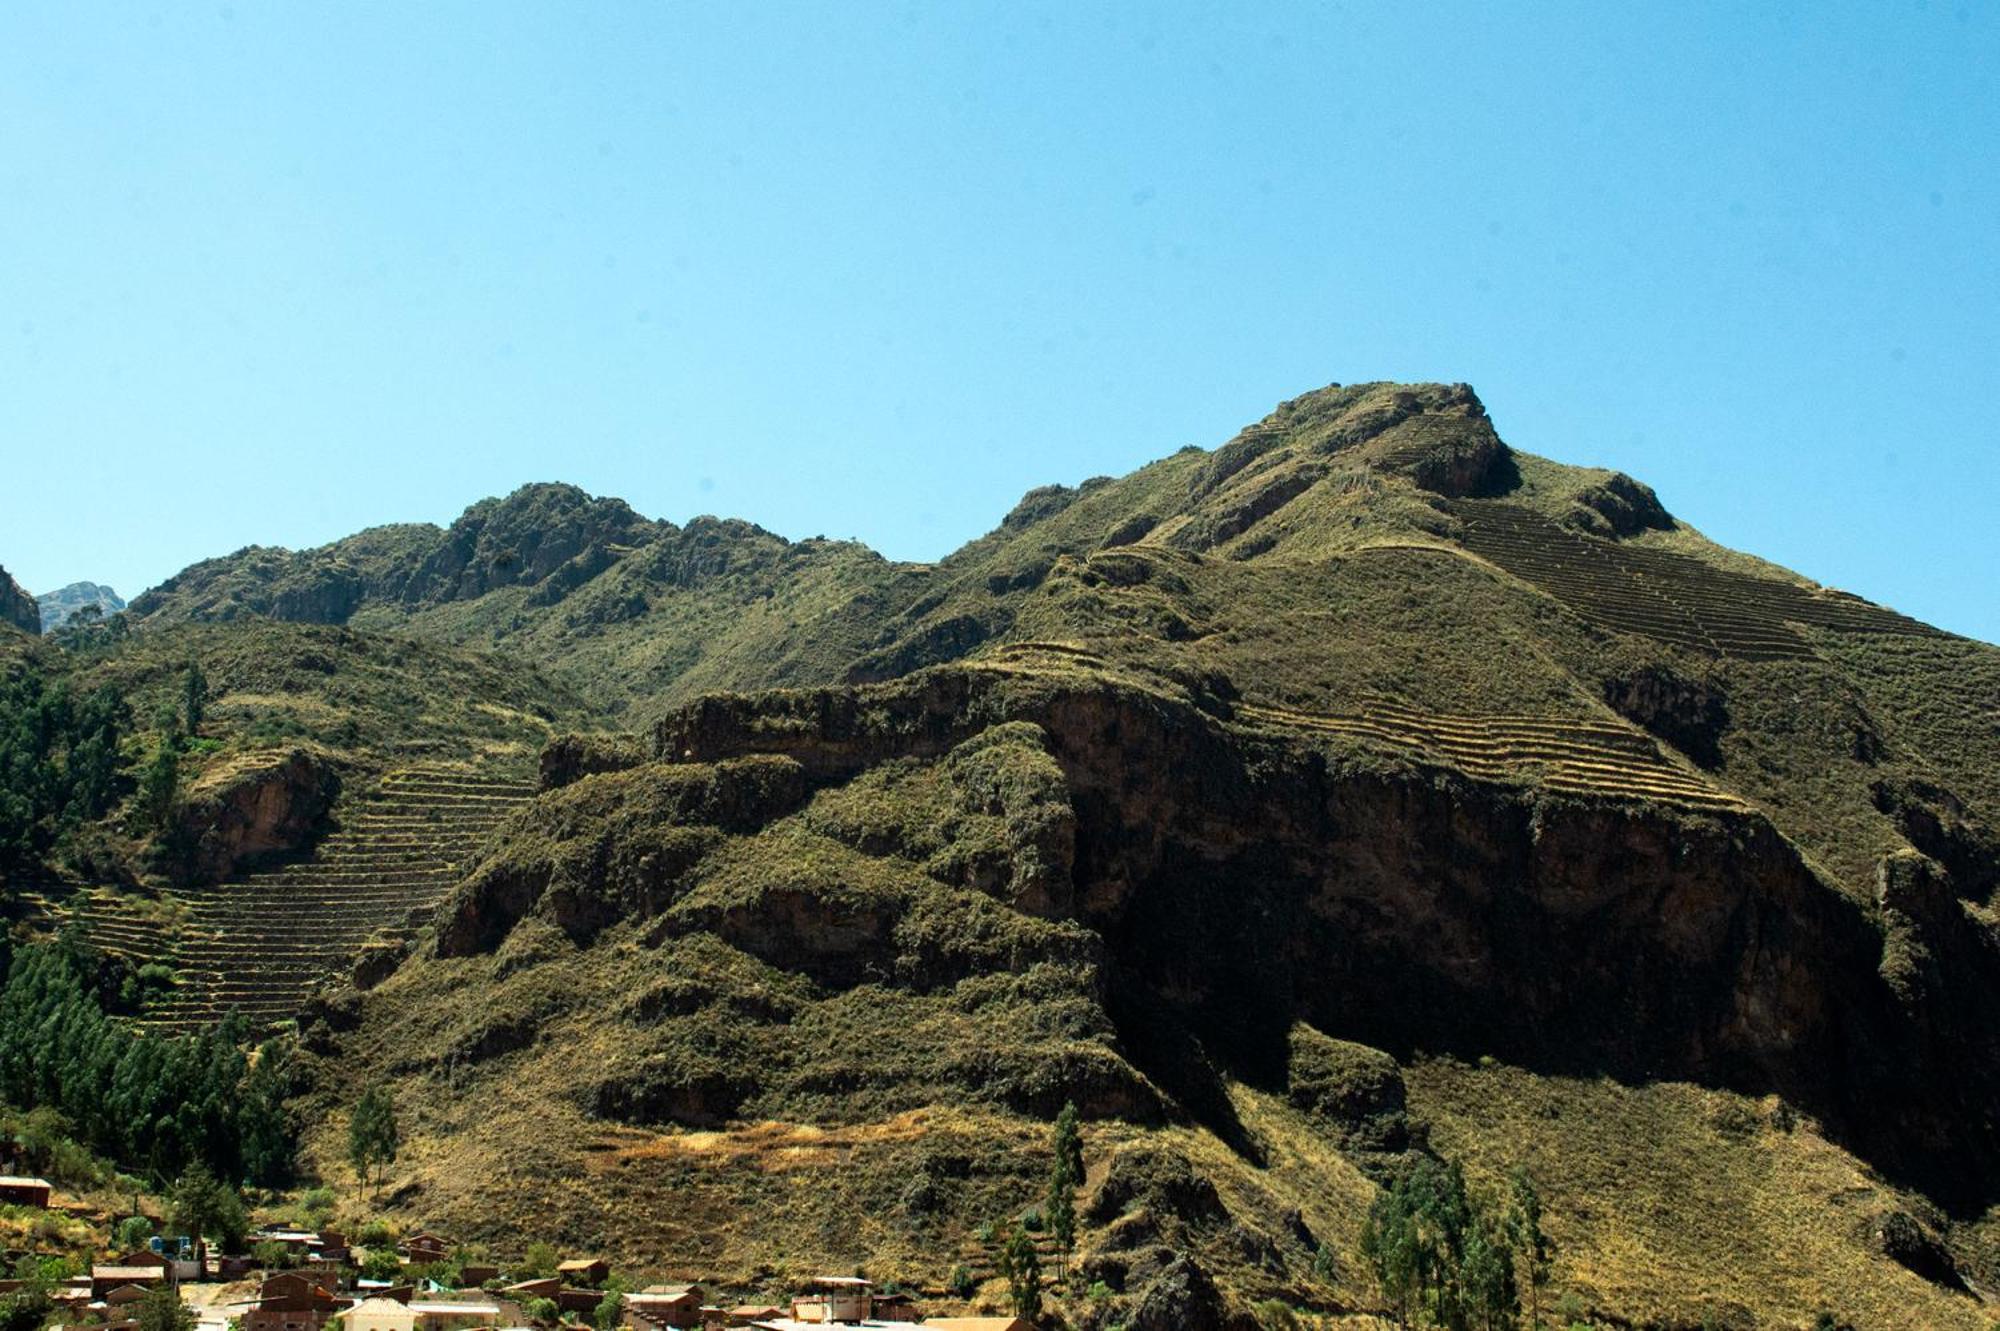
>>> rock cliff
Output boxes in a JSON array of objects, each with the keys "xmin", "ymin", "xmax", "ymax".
[{"xmin": 0, "ymin": 564, "xmax": 41, "ymax": 635}]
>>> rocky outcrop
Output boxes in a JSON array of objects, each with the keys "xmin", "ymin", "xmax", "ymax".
[
  {"xmin": 0, "ymin": 564, "xmax": 40, "ymax": 634},
  {"xmin": 1602, "ymin": 664, "xmax": 1730, "ymax": 767},
  {"xmin": 175, "ymin": 747, "xmax": 340, "ymax": 882},
  {"xmin": 401, "ymin": 483, "xmax": 660, "ymax": 606},
  {"xmin": 1285, "ymin": 1025, "xmax": 1421, "ymax": 1163},
  {"xmin": 1563, "ymin": 471, "xmax": 1675, "ymax": 537},
  {"xmin": 433, "ymin": 756, "xmax": 808, "ymax": 956},
  {"xmin": 539, "ymin": 732, "xmax": 648, "ymax": 791}
]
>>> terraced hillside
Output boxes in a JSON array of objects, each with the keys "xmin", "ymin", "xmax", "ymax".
[
  {"xmin": 142, "ymin": 764, "xmax": 535, "ymax": 1033},
  {"xmin": 981, "ymin": 641, "xmax": 1744, "ymax": 810},
  {"xmin": 1452, "ymin": 499, "xmax": 1940, "ymax": 660},
  {"xmin": 1236, "ymin": 697, "xmax": 1747, "ymax": 810}
]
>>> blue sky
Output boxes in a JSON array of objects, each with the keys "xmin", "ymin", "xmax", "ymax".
[{"xmin": 2, "ymin": 3, "xmax": 1994, "ymax": 641}]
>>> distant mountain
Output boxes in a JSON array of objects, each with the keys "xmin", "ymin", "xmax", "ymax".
[
  {"xmin": 37, "ymin": 581, "xmax": 124, "ymax": 632},
  {"xmin": 0, "ymin": 564, "xmax": 39, "ymax": 635}
]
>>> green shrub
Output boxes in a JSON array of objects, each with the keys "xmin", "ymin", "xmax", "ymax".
[{"xmin": 1251, "ymin": 1301, "xmax": 1299, "ymax": 1331}]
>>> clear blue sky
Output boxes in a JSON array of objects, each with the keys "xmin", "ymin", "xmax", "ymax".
[{"xmin": 3, "ymin": 3, "xmax": 1994, "ymax": 641}]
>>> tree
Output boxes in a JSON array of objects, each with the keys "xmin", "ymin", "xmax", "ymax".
[
  {"xmin": 117, "ymin": 1215, "xmax": 155, "ymax": 1251},
  {"xmin": 347, "ymin": 1086, "xmax": 399, "ymax": 1201},
  {"xmin": 1460, "ymin": 1217, "xmax": 1518, "ymax": 1331},
  {"xmin": 171, "ymin": 1164, "xmax": 248, "ymax": 1266},
  {"xmin": 1052, "ymin": 1100, "xmax": 1083, "ymax": 1189},
  {"xmin": 134, "ymin": 740, "xmax": 180, "ymax": 836},
  {"xmin": 1507, "ymin": 1168, "xmax": 1554, "ymax": 1330},
  {"xmin": 361, "ymin": 1249, "xmax": 404, "ymax": 1282},
  {"xmin": 1046, "ymin": 1100, "xmax": 1083, "ymax": 1277},
  {"xmin": 996, "ymin": 1226, "xmax": 1042, "ymax": 1323},
  {"xmin": 522, "ymin": 1299, "xmax": 558, "ymax": 1327},
  {"xmin": 135, "ymin": 1285, "xmax": 195, "ymax": 1331},
  {"xmin": 518, "ymin": 1242, "xmax": 558, "ymax": 1280},
  {"xmin": 115, "ymin": 1172, "xmax": 148, "ymax": 1220},
  {"xmin": 182, "ymin": 663, "xmax": 207, "ymax": 737},
  {"xmin": 591, "ymin": 1278, "xmax": 630, "ymax": 1331}
]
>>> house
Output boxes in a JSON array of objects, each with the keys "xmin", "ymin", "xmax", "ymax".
[
  {"xmin": 92, "ymin": 1253, "xmax": 169, "ymax": 1299},
  {"xmin": 457, "ymin": 1264, "xmax": 499, "ymax": 1287},
  {"xmin": 104, "ymin": 1284, "xmax": 154, "ymax": 1307},
  {"xmin": 0, "ymin": 1176, "xmax": 52, "ymax": 1208},
  {"xmin": 622, "ymin": 1285, "xmax": 702, "ymax": 1329},
  {"xmin": 787, "ymin": 1277, "xmax": 872, "ymax": 1324},
  {"xmin": 501, "ymin": 1277, "xmax": 561, "ymax": 1301},
  {"xmin": 556, "ymin": 1288, "xmax": 603, "ymax": 1314},
  {"xmin": 869, "ymin": 1291, "xmax": 917, "ymax": 1320},
  {"xmin": 722, "ymin": 1307, "xmax": 781, "ymax": 1328},
  {"xmin": 256, "ymin": 1272, "xmax": 342, "ymax": 1307},
  {"xmin": 342, "ymin": 1297, "xmax": 421, "ymax": 1331},
  {"xmin": 399, "ymin": 1234, "xmax": 451, "ymax": 1265},
  {"xmin": 241, "ymin": 1270, "xmax": 347, "ymax": 1331},
  {"xmin": 556, "ymin": 1258, "xmax": 608, "ymax": 1286},
  {"xmin": 407, "ymin": 1300, "xmax": 504, "ymax": 1331}
]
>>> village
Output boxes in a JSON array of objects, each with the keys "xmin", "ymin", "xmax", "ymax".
[{"xmin": 0, "ymin": 1174, "xmax": 1029, "ymax": 1331}]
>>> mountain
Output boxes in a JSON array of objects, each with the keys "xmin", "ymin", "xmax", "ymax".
[
  {"xmin": 43, "ymin": 382, "xmax": 2000, "ymax": 1329},
  {"xmin": 0, "ymin": 564, "xmax": 39, "ymax": 635},
  {"xmin": 126, "ymin": 484, "xmax": 913, "ymax": 722},
  {"xmin": 37, "ymin": 581, "xmax": 125, "ymax": 632}
]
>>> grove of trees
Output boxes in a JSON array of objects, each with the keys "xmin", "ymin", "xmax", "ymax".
[
  {"xmin": 0, "ymin": 665, "xmax": 128, "ymax": 871},
  {"xmin": 0, "ymin": 937, "xmax": 295, "ymax": 1187},
  {"xmin": 1360, "ymin": 1157, "xmax": 1555, "ymax": 1331}
]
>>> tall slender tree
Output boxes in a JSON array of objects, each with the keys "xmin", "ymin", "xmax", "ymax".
[
  {"xmin": 1046, "ymin": 1100, "xmax": 1083, "ymax": 1276},
  {"xmin": 182, "ymin": 663, "xmax": 207, "ymax": 737},
  {"xmin": 347, "ymin": 1086, "xmax": 400, "ymax": 1201},
  {"xmin": 1508, "ymin": 1168, "xmax": 1554, "ymax": 1330},
  {"xmin": 996, "ymin": 1225, "xmax": 1042, "ymax": 1323}
]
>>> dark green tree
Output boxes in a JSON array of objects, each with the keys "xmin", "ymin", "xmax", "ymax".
[
  {"xmin": 1364, "ymin": 1154, "xmax": 1524, "ymax": 1330},
  {"xmin": 1046, "ymin": 1100, "xmax": 1082, "ymax": 1276},
  {"xmin": 348, "ymin": 1085, "xmax": 400, "ymax": 1201},
  {"xmin": 996, "ymin": 1225, "xmax": 1042, "ymax": 1323},
  {"xmin": 171, "ymin": 1163, "xmax": 248, "ymax": 1267},
  {"xmin": 0, "ymin": 940, "xmax": 294, "ymax": 1188},
  {"xmin": 182, "ymin": 663, "xmax": 207, "ymax": 737},
  {"xmin": 0, "ymin": 1271, "xmax": 52, "ymax": 1331},
  {"xmin": 0, "ymin": 667, "xmax": 128, "ymax": 871},
  {"xmin": 1507, "ymin": 1168, "xmax": 1554, "ymax": 1330},
  {"xmin": 134, "ymin": 739, "xmax": 180, "ymax": 836},
  {"xmin": 1460, "ymin": 1216, "xmax": 1518, "ymax": 1331},
  {"xmin": 591, "ymin": 1277, "xmax": 630, "ymax": 1331},
  {"xmin": 134, "ymin": 1283, "xmax": 195, "ymax": 1331},
  {"xmin": 1052, "ymin": 1100, "xmax": 1083, "ymax": 1188}
]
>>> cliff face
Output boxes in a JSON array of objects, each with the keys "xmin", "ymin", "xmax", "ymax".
[
  {"xmin": 646, "ymin": 667, "xmax": 1993, "ymax": 1194},
  {"xmin": 0, "ymin": 564, "xmax": 41, "ymax": 635}
]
